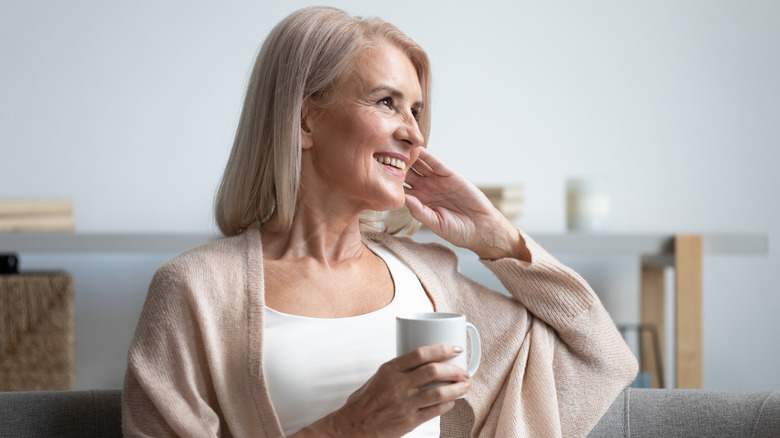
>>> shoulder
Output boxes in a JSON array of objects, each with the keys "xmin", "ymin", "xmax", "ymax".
[
  {"xmin": 158, "ymin": 225, "xmax": 264, "ymax": 279},
  {"xmin": 147, "ymin": 228, "xmax": 261, "ymax": 307},
  {"xmin": 160, "ymin": 233, "xmax": 248, "ymax": 275}
]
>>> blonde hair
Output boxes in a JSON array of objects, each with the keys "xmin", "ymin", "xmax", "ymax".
[{"xmin": 215, "ymin": 6, "xmax": 431, "ymax": 236}]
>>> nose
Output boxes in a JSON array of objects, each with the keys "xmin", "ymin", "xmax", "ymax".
[{"xmin": 394, "ymin": 112, "xmax": 425, "ymax": 148}]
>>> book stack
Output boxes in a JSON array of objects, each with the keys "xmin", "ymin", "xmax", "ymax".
[
  {"xmin": 478, "ymin": 186, "xmax": 524, "ymax": 221},
  {"xmin": 0, "ymin": 199, "xmax": 75, "ymax": 232}
]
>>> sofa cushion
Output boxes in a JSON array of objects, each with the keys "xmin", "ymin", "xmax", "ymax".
[
  {"xmin": 589, "ymin": 388, "xmax": 780, "ymax": 437},
  {"xmin": 2, "ymin": 387, "xmax": 779, "ymax": 437},
  {"xmin": 0, "ymin": 389, "xmax": 122, "ymax": 438}
]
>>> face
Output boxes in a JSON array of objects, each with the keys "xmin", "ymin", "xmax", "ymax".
[{"xmin": 301, "ymin": 44, "xmax": 425, "ymax": 213}]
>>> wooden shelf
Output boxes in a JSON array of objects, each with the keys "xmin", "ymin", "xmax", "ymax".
[
  {"xmin": 0, "ymin": 230, "xmax": 768, "ymax": 389},
  {"xmin": 0, "ymin": 233, "xmax": 217, "ymax": 253},
  {"xmin": 0, "ymin": 231, "xmax": 768, "ymax": 255}
]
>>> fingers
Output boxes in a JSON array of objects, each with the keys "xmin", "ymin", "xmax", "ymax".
[
  {"xmin": 405, "ymin": 163, "xmax": 428, "ymax": 189},
  {"xmin": 408, "ymin": 148, "xmax": 445, "ymax": 179},
  {"xmin": 403, "ymin": 160, "xmax": 441, "ymax": 200},
  {"xmin": 415, "ymin": 147, "xmax": 450, "ymax": 174},
  {"xmin": 393, "ymin": 345, "xmax": 470, "ymax": 399},
  {"xmin": 405, "ymin": 148, "xmax": 465, "ymax": 197},
  {"xmin": 404, "ymin": 194, "xmax": 435, "ymax": 226},
  {"xmin": 394, "ymin": 344, "xmax": 463, "ymax": 371},
  {"xmin": 329, "ymin": 345, "xmax": 472, "ymax": 436},
  {"xmin": 418, "ymin": 400, "xmax": 457, "ymax": 419},
  {"xmin": 409, "ymin": 160, "xmax": 434, "ymax": 178},
  {"xmin": 409, "ymin": 163, "xmax": 426, "ymax": 178},
  {"xmin": 409, "ymin": 362, "xmax": 469, "ymax": 394},
  {"xmin": 418, "ymin": 379, "xmax": 472, "ymax": 407}
]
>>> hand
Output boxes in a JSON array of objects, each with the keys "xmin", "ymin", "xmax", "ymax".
[
  {"xmin": 295, "ymin": 345, "xmax": 470, "ymax": 438},
  {"xmin": 404, "ymin": 148, "xmax": 529, "ymax": 261}
]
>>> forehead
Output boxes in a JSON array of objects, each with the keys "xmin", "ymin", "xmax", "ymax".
[{"xmin": 346, "ymin": 45, "xmax": 422, "ymax": 99}]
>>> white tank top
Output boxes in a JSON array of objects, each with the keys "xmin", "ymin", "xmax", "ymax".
[{"xmin": 263, "ymin": 245, "xmax": 440, "ymax": 437}]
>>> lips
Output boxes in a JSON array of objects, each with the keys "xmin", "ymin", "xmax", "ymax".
[{"xmin": 374, "ymin": 155, "xmax": 406, "ymax": 171}]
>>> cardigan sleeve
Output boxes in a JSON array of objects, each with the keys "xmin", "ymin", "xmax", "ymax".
[
  {"xmin": 479, "ymin": 229, "xmax": 638, "ymax": 437},
  {"xmin": 122, "ymin": 229, "xmax": 287, "ymax": 438},
  {"xmin": 122, "ymin": 262, "xmax": 223, "ymax": 438},
  {"xmin": 374, "ymin": 232, "xmax": 637, "ymax": 437}
]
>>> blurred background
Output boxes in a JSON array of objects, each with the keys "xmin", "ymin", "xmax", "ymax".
[{"xmin": 1, "ymin": 0, "xmax": 777, "ymax": 390}]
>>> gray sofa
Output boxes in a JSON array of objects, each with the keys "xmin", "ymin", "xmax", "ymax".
[{"xmin": 0, "ymin": 388, "xmax": 778, "ymax": 437}]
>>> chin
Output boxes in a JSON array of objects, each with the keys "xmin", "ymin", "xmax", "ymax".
[
  {"xmin": 369, "ymin": 195, "xmax": 405, "ymax": 213},
  {"xmin": 388, "ymin": 193, "xmax": 408, "ymax": 211}
]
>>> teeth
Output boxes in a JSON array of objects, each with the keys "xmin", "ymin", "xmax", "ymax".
[{"xmin": 375, "ymin": 156, "xmax": 406, "ymax": 170}]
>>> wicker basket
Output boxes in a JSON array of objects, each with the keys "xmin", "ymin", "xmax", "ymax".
[{"xmin": 0, "ymin": 273, "xmax": 75, "ymax": 391}]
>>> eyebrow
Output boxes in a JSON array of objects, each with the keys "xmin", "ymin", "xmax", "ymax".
[{"xmin": 370, "ymin": 85, "xmax": 424, "ymax": 110}]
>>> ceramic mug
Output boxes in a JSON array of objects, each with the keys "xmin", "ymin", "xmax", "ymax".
[{"xmin": 396, "ymin": 312, "xmax": 481, "ymax": 389}]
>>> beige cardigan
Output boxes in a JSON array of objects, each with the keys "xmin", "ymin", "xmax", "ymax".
[{"xmin": 123, "ymin": 225, "xmax": 637, "ymax": 437}]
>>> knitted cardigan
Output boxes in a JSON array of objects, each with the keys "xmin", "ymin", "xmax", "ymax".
[{"xmin": 122, "ymin": 224, "xmax": 637, "ymax": 437}]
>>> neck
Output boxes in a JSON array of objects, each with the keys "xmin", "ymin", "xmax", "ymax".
[
  {"xmin": 261, "ymin": 199, "xmax": 368, "ymax": 266},
  {"xmin": 261, "ymin": 154, "xmax": 388, "ymax": 264}
]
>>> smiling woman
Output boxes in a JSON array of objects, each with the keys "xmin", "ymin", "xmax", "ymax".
[
  {"xmin": 300, "ymin": 44, "xmax": 424, "ymax": 216},
  {"xmin": 121, "ymin": 6, "xmax": 638, "ymax": 438},
  {"xmin": 213, "ymin": 7, "xmax": 432, "ymax": 238}
]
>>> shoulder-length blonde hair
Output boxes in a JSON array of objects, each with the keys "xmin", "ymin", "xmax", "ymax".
[{"xmin": 215, "ymin": 6, "xmax": 431, "ymax": 237}]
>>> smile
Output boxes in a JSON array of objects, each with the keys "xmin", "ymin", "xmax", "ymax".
[{"xmin": 374, "ymin": 156, "xmax": 406, "ymax": 171}]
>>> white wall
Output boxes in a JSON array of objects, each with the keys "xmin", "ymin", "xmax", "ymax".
[{"xmin": 2, "ymin": 1, "xmax": 778, "ymax": 391}]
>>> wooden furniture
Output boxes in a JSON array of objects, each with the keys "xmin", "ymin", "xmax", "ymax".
[
  {"xmin": 641, "ymin": 235, "xmax": 702, "ymax": 389},
  {"xmin": 0, "ymin": 232, "xmax": 768, "ymax": 389},
  {"xmin": 0, "ymin": 273, "xmax": 75, "ymax": 391}
]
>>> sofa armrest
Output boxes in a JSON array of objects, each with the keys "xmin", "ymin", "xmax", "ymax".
[
  {"xmin": 0, "ymin": 389, "xmax": 122, "ymax": 438},
  {"xmin": 3, "ymin": 387, "xmax": 778, "ymax": 438},
  {"xmin": 589, "ymin": 388, "xmax": 780, "ymax": 437}
]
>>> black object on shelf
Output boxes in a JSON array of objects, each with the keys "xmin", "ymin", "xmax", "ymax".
[{"xmin": 1, "ymin": 254, "xmax": 19, "ymax": 274}]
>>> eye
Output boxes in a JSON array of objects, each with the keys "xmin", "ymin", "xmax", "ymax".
[
  {"xmin": 378, "ymin": 97, "xmax": 393, "ymax": 107},
  {"xmin": 411, "ymin": 108, "xmax": 421, "ymax": 121}
]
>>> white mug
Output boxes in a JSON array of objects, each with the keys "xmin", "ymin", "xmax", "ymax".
[{"xmin": 396, "ymin": 312, "xmax": 481, "ymax": 387}]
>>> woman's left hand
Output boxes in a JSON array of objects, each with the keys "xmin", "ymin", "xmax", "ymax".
[{"xmin": 404, "ymin": 148, "xmax": 529, "ymax": 262}]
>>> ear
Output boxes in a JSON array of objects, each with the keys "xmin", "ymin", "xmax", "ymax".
[{"xmin": 300, "ymin": 102, "xmax": 314, "ymax": 150}]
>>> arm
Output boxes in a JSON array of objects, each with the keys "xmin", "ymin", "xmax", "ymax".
[
  {"xmin": 404, "ymin": 148, "xmax": 637, "ymax": 435},
  {"xmin": 481, "ymin": 238, "xmax": 638, "ymax": 436},
  {"xmin": 122, "ymin": 265, "xmax": 223, "ymax": 437}
]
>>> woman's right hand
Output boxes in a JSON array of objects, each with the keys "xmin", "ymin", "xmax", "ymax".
[{"xmin": 296, "ymin": 345, "xmax": 471, "ymax": 437}]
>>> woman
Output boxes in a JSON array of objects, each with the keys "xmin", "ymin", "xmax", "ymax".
[{"xmin": 123, "ymin": 6, "xmax": 637, "ymax": 437}]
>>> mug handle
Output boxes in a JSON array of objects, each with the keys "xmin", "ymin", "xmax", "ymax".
[{"xmin": 465, "ymin": 322, "xmax": 481, "ymax": 376}]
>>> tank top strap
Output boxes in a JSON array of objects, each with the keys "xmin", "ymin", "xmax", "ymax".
[{"xmin": 369, "ymin": 243, "xmax": 433, "ymax": 314}]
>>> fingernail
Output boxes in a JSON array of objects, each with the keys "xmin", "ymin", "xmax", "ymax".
[{"xmin": 453, "ymin": 346, "xmax": 464, "ymax": 354}]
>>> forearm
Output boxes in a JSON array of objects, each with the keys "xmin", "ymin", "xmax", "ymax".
[
  {"xmin": 482, "ymin": 234, "xmax": 637, "ymax": 434},
  {"xmin": 472, "ymin": 225, "xmax": 531, "ymax": 263},
  {"xmin": 289, "ymin": 415, "xmax": 340, "ymax": 438},
  {"xmin": 481, "ymin": 229, "xmax": 597, "ymax": 327}
]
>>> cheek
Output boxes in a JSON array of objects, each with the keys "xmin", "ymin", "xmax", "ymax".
[{"xmin": 409, "ymin": 148, "xmax": 422, "ymax": 166}]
